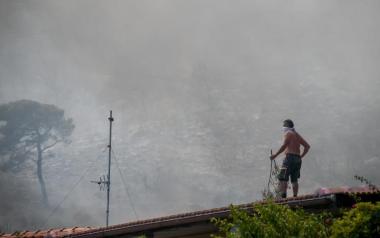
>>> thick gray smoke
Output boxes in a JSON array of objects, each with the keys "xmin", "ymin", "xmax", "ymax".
[{"xmin": 1, "ymin": 0, "xmax": 380, "ymax": 232}]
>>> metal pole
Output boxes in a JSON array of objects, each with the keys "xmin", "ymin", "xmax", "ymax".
[{"xmin": 106, "ymin": 110, "xmax": 114, "ymax": 227}]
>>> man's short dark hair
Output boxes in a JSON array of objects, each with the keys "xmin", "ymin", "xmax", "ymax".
[{"xmin": 283, "ymin": 119, "xmax": 294, "ymax": 128}]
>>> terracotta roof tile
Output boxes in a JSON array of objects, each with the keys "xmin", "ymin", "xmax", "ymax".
[{"xmin": 0, "ymin": 228, "xmax": 93, "ymax": 238}]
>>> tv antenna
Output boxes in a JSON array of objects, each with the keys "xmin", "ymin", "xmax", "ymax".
[{"xmin": 91, "ymin": 110, "xmax": 114, "ymax": 227}]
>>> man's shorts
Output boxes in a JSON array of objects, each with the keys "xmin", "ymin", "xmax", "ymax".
[{"xmin": 278, "ymin": 153, "xmax": 302, "ymax": 183}]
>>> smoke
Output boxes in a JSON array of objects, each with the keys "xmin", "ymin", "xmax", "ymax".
[{"xmin": 1, "ymin": 0, "xmax": 380, "ymax": 232}]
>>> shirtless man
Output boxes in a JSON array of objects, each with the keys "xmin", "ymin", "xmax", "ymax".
[{"xmin": 270, "ymin": 119, "xmax": 310, "ymax": 198}]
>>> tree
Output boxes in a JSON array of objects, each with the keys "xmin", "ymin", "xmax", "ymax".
[{"xmin": 0, "ymin": 100, "xmax": 74, "ymax": 206}]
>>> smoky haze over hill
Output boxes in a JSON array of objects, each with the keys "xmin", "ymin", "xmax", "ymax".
[{"xmin": 1, "ymin": 0, "xmax": 380, "ymax": 232}]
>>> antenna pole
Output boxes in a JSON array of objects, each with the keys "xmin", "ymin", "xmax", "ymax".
[{"xmin": 106, "ymin": 110, "xmax": 114, "ymax": 227}]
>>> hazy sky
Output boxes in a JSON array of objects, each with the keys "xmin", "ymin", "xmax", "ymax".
[{"xmin": 1, "ymin": 0, "xmax": 380, "ymax": 231}]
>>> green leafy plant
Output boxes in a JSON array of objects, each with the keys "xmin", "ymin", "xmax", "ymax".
[
  {"xmin": 330, "ymin": 202, "xmax": 380, "ymax": 238},
  {"xmin": 212, "ymin": 201, "xmax": 380, "ymax": 238},
  {"xmin": 212, "ymin": 201, "xmax": 329, "ymax": 238}
]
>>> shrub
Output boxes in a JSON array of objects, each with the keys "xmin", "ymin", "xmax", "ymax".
[
  {"xmin": 330, "ymin": 202, "xmax": 380, "ymax": 238},
  {"xmin": 212, "ymin": 201, "xmax": 329, "ymax": 238}
]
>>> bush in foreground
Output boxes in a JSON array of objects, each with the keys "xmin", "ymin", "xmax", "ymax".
[
  {"xmin": 330, "ymin": 202, "xmax": 380, "ymax": 238},
  {"xmin": 212, "ymin": 201, "xmax": 380, "ymax": 238},
  {"xmin": 212, "ymin": 201, "xmax": 329, "ymax": 238}
]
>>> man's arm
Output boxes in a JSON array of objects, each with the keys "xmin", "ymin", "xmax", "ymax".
[
  {"xmin": 270, "ymin": 134, "xmax": 290, "ymax": 160},
  {"xmin": 299, "ymin": 135, "xmax": 310, "ymax": 159}
]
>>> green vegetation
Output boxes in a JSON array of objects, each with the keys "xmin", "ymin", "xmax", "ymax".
[
  {"xmin": 212, "ymin": 201, "xmax": 329, "ymax": 238},
  {"xmin": 212, "ymin": 201, "xmax": 380, "ymax": 238},
  {"xmin": 330, "ymin": 202, "xmax": 380, "ymax": 238}
]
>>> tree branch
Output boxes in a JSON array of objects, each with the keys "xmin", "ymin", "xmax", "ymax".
[
  {"xmin": 41, "ymin": 140, "xmax": 62, "ymax": 152},
  {"xmin": 40, "ymin": 126, "xmax": 52, "ymax": 138}
]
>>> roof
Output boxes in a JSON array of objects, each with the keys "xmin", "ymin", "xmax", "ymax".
[
  {"xmin": 0, "ymin": 228, "xmax": 92, "ymax": 238},
  {"xmin": 2, "ymin": 187, "xmax": 379, "ymax": 238}
]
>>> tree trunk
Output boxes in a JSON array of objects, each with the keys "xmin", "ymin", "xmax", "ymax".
[{"xmin": 37, "ymin": 142, "xmax": 49, "ymax": 207}]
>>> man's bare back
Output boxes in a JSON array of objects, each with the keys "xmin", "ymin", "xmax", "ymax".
[
  {"xmin": 270, "ymin": 129, "xmax": 310, "ymax": 160},
  {"xmin": 284, "ymin": 131, "xmax": 310, "ymax": 158}
]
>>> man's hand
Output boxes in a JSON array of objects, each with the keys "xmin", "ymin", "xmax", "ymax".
[{"xmin": 271, "ymin": 144, "xmax": 286, "ymax": 160}]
